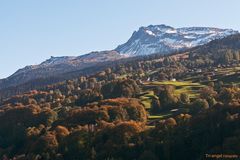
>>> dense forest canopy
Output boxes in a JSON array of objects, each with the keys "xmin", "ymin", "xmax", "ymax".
[{"xmin": 0, "ymin": 34, "xmax": 240, "ymax": 159}]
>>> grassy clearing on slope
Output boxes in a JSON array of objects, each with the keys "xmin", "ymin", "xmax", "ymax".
[
  {"xmin": 145, "ymin": 81, "xmax": 202, "ymax": 86},
  {"xmin": 141, "ymin": 81, "xmax": 205, "ymax": 123},
  {"xmin": 144, "ymin": 81, "xmax": 205, "ymax": 99},
  {"xmin": 139, "ymin": 91, "xmax": 158, "ymax": 109},
  {"xmin": 148, "ymin": 113, "xmax": 172, "ymax": 120}
]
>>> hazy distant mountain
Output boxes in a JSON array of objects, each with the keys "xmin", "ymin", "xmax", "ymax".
[{"xmin": 115, "ymin": 24, "xmax": 238, "ymax": 55}]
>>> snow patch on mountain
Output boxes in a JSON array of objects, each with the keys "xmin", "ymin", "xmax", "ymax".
[
  {"xmin": 115, "ymin": 24, "xmax": 239, "ymax": 56},
  {"xmin": 145, "ymin": 30, "xmax": 156, "ymax": 36}
]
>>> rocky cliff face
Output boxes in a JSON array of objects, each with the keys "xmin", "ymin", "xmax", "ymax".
[{"xmin": 115, "ymin": 24, "xmax": 238, "ymax": 55}]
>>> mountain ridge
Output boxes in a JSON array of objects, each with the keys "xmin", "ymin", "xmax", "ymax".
[
  {"xmin": 0, "ymin": 24, "xmax": 239, "ymax": 90},
  {"xmin": 0, "ymin": 50, "xmax": 124, "ymax": 90},
  {"xmin": 115, "ymin": 24, "xmax": 238, "ymax": 55},
  {"xmin": 1, "ymin": 34, "xmax": 240, "ymax": 100}
]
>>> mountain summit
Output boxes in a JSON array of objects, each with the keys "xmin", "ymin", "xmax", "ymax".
[
  {"xmin": 115, "ymin": 24, "xmax": 239, "ymax": 55},
  {"xmin": 0, "ymin": 24, "xmax": 238, "ymax": 91}
]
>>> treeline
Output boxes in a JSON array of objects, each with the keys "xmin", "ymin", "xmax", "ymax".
[{"xmin": 189, "ymin": 34, "xmax": 240, "ymax": 65}]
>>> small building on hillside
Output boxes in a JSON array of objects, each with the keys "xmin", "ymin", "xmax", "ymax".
[{"xmin": 196, "ymin": 69, "xmax": 202, "ymax": 73}]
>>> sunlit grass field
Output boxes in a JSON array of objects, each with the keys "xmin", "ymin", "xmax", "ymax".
[
  {"xmin": 143, "ymin": 81, "xmax": 205, "ymax": 99},
  {"xmin": 140, "ymin": 80, "xmax": 205, "ymax": 124}
]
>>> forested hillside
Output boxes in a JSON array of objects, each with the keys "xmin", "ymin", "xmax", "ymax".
[{"xmin": 0, "ymin": 34, "xmax": 240, "ymax": 159}]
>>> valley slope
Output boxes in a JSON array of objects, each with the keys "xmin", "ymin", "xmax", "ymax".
[{"xmin": 0, "ymin": 26, "xmax": 239, "ymax": 100}]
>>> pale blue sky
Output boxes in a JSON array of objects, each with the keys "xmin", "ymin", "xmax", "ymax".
[{"xmin": 0, "ymin": 0, "xmax": 240, "ymax": 78}]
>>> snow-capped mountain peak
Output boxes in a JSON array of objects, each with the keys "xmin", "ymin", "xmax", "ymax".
[
  {"xmin": 115, "ymin": 24, "xmax": 239, "ymax": 56},
  {"xmin": 1, "ymin": 24, "xmax": 239, "ymax": 90}
]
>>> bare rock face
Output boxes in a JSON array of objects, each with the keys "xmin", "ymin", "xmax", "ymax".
[{"xmin": 115, "ymin": 24, "xmax": 238, "ymax": 56}]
